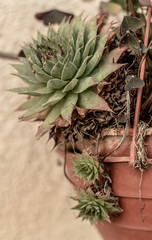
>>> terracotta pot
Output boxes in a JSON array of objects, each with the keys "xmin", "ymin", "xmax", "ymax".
[{"xmin": 58, "ymin": 128, "xmax": 152, "ymax": 240}]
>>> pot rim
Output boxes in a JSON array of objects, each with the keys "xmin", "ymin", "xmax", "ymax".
[
  {"xmin": 102, "ymin": 127, "xmax": 152, "ymax": 137},
  {"xmin": 101, "ymin": 127, "xmax": 152, "ymax": 164},
  {"xmin": 57, "ymin": 127, "xmax": 152, "ymax": 164},
  {"xmin": 58, "ymin": 150, "xmax": 152, "ymax": 165}
]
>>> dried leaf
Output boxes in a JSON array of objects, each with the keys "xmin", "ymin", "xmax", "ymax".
[
  {"xmin": 54, "ymin": 117, "xmax": 69, "ymax": 128},
  {"xmin": 100, "ymin": 22, "xmax": 113, "ymax": 38},
  {"xmin": 125, "ymin": 75, "xmax": 145, "ymax": 91},
  {"xmin": 75, "ymin": 106, "xmax": 88, "ymax": 118},
  {"xmin": 97, "ymin": 81, "xmax": 110, "ymax": 94},
  {"xmin": 120, "ymin": 16, "xmax": 145, "ymax": 36},
  {"xmin": 119, "ymin": 32, "xmax": 141, "ymax": 55},
  {"xmin": 35, "ymin": 9, "xmax": 74, "ymax": 25},
  {"xmin": 96, "ymin": 13, "xmax": 108, "ymax": 34}
]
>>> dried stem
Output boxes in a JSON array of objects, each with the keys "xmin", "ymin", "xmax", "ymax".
[
  {"xmin": 129, "ymin": 0, "xmax": 137, "ymax": 17},
  {"xmin": 0, "ymin": 51, "xmax": 18, "ymax": 60}
]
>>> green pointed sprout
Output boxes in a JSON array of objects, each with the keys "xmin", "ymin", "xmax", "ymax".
[
  {"xmin": 72, "ymin": 191, "xmax": 122, "ymax": 224},
  {"xmin": 73, "ymin": 154, "xmax": 102, "ymax": 183},
  {"xmin": 11, "ymin": 16, "xmax": 125, "ymax": 137}
]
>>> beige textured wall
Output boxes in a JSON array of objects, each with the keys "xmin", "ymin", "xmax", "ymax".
[{"xmin": 0, "ymin": 1, "xmax": 103, "ymax": 240}]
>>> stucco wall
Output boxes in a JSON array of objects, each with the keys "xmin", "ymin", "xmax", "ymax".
[{"xmin": 1, "ymin": 1, "xmax": 103, "ymax": 240}]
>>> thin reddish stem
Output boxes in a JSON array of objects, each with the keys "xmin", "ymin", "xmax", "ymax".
[{"xmin": 130, "ymin": 7, "xmax": 152, "ymax": 165}]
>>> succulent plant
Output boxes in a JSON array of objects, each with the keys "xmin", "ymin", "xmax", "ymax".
[
  {"xmin": 72, "ymin": 191, "xmax": 122, "ymax": 224},
  {"xmin": 73, "ymin": 153, "xmax": 102, "ymax": 183},
  {"xmin": 11, "ymin": 16, "xmax": 125, "ymax": 137}
]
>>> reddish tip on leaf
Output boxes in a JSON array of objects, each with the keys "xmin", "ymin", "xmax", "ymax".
[
  {"xmin": 97, "ymin": 81, "xmax": 110, "ymax": 94},
  {"xmin": 35, "ymin": 124, "xmax": 53, "ymax": 139},
  {"xmin": 19, "ymin": 109, "xmax": 51, "ymax": 122},
  {"xmin": 54, "ymin": 117, "xmax": 69, "ymax": 128},
  {"xmin": 75, "ymin": 106, "xmax": 88, "ymax": 118},
  {"xmin": 96, "ymin": 12, "xmax": 108, "ymax": 34}
]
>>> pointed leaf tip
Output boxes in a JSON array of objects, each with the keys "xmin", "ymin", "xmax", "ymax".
[
  {"xmin": 78, "ymin": 89, "xmax": 113, "ymax": 112},
  {"xmin": 35, "ymin": 101, "xmax": 62, "ymax": 138},
  {"xmin": 35, "ymin": 124, "xmax": 52, "ymax": 139}
]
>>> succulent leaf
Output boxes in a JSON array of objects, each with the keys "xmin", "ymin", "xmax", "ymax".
[
  {"xmin": 35, "ymin": 101, "xmax": 62, "ymax": 138},
  {"xmin": 72, "ymin": 77, "xmax": 96, "ymax": 94},
  {"xmin": 61, "ymin": 92, "xmax": 78, "ymax": 121},
  {"xmin": 43, "ymin": 89, "xmax": 66, "ymax": 107},
  {"xmin": 91, "ymin": 63, "xmax": 123, "ymax": 83},
  {"xmin": 61, "ymin": 60, "xmax": 78, "ymax": 80},
  {"xmin": 21, "ymin": 96, "xmax": 51, "ymax": 118},
  {"xmin": 62, "ymin": 78, "xmax": 79, "ymax": 92},
  {"xmin": 10, "ymin": 85, "xmax": 51, "ymax": 96},
  {"xmin": 85, "ymin": 18, "xmax": 97, "ymax": 44},
  {"xmin": 75, "ymin": 56, "xmax": 91, "ymax": 78},
  {"xmin": 22, "ymin": 46, "xmax": 35, "ymax": 61},
  {"xmin": 47, "ymin": 78, "xmax": 67, "ymax": 89},
  {"xmin": 78, "ymin": 89, "xmax": 113, "ymax": 112},
  {"xmin": 51, "ymin": 61, "xmax": 64, "ymax": 78},
  {"xmin": 12, "ymin": 16, "xmax": 126, "ymax": 137},
  {"xmin": 83, "ymin": 34, "xmax": 108, "ymax": 76},
  {"xmin": 12, "ymin": 64, "xmax": 38, "ymax": 85},
  {"xmin": 33, "ymin": 64, "xmax": 51, "ymax": 82},
  {"xmin": 19, "ymin": 58, "xmax": 32, "ymax": 69},
  {"xmin": 43, "ymin": 60, "xmax": 54, "ymax": 74},
  {"xmin": 73, "ymin": 46, "xmax": 82, "ymax": 65},
  {"xmin": 16, "ymin": 97, "xmax": 40, "ymax": 111}
]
